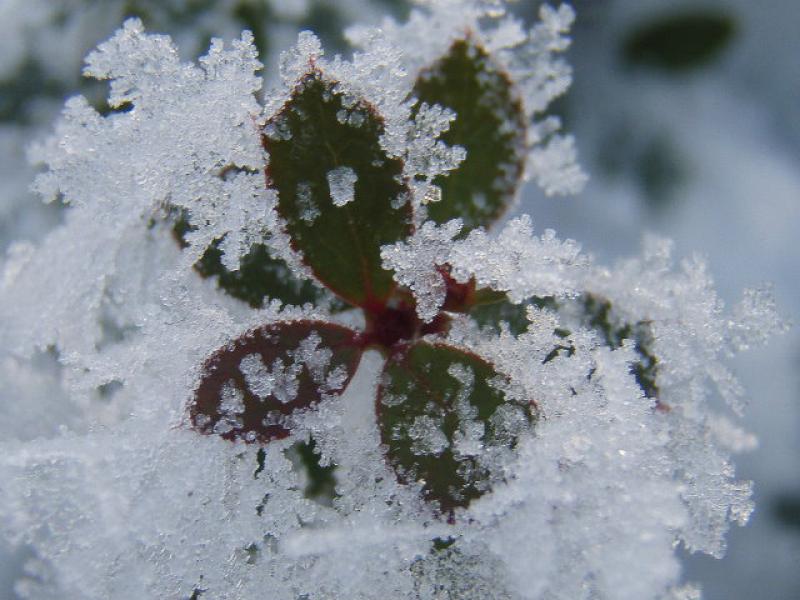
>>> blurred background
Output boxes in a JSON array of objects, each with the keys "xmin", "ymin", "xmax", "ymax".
[{"xmin": 0, "ymin": 1, "xmax": 797, "ymax": 598}]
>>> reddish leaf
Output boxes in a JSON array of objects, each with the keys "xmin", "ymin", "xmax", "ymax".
[{"xmin": 190, "ymin": 320, "xmax": 362, "ymax": 443}]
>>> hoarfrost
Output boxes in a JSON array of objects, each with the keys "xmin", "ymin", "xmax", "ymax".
[
  {"xmin": 381, "ymin": 219, "xmax": 462, "ymax": 322},
  {"xmin": 240, "ymin": 353, "xmax": 301, "ymax": 404},
  {"xmin": 219, "ymin": 380, "xmax": 245, "ymax": 418},
  {"xmin": 326, "ymin": 166, "xmax": 358, "ymax": 207},
  {"xmin": 296, "ymin": 331, "xmax": 334, "ymax": 385},
  {"xmin": 0, "ymin": 8, "xmax": 787, "ymax": 600},
  {"xmin": 408, "ymin": 415, "xmax": 449, "ymax": 456},
  {"xmin": 296, "ymin": 181, "xmax": 320, "ymax": 223},
  {"xmin": 267, "ymin": 29, "xmax": 464, "ymax": 227},
  {"xmin": 352, "ymin": 0, "xmax": 586, "ymax": 198},
  {"xmin": 448, "ymin": 214, "xmax": 589, "ymax": 303},
  {"xmin": 213, "ymin": 381, "xmax": 245, "ymax": 435}
]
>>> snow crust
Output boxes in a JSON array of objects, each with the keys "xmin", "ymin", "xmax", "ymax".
[{"xmin": 0, "ymin": 4, "xmax": 786, "ymax": 600}]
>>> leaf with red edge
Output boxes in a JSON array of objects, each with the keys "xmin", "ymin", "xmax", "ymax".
[
  {"xmin": 377, "ymin": 341, "xmax": 536, "ymax": 515},
  {"xmin": 414, "ymin": 38, "xmax": 528, "ymax": 233},
  {"xmin": 190, "ymin": 320, "xmax": 363, "ymax": 444},
  {"xmin": 264, "ymin": 70, "xmax": 413, "ymax": 308}
]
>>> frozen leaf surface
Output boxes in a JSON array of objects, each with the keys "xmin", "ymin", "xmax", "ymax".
[
  {"xmin": 378, "ymin": 341, "xmax": 534, "ymax": 514},
  {"xmin": 172, "ymin": 213, "xmax": 328, "ymax": 309},
  {"xmin": 356, "ymin": 1, "xmax": 586, "ymax": 199},
  {"xmin": 264, "ymin": 66, "xmax": 412, "ymax": 306},
  {"xmin": 195, "ymin": 241, "xmax": 329, "ymax": 309},
  {"xmin": 191, "ymin": 320, "xmax": 362, "ymax": 443},
  {"xmin": 414, "ymin": 39, "xmax": 527, "ymax": 231}
]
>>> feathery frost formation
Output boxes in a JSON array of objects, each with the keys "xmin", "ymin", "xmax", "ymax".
[{"xmin": 0, "ymin": 2, "xmax": 784, "ymax": 599}]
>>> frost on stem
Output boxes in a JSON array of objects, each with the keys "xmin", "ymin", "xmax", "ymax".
[{"xmin": 0, "ymin": 6, "xmax": 787, "ymax": 600}]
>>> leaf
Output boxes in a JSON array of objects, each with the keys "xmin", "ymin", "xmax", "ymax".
[
  {"xmin": 622, "ymin": 12, "xmax": 735, "ymax": 72},
  {"xmin": 636, "ymin": 136, "xmax": 685, "ymax": 211},
  {"xmin": 581, "ymin": 294, "xmax": 659, "ymax": 399},
  {"xmin": 437, "ymin": 267, "xmax": 508, "ymax": 314},
  {"xmin": 196, "ymin": 241, "xmax": 330, "ymax": 309},
  {"xmin": 172, "ymin": 212, "xmax": 329, "ymax": 309},
  {"xmin": 264, "ymin": 71, "xmax": 413, "ymax": 307},
  {"xmin": 377, "ymin": 342, "xmax": 535, "ymax": 514},
  {"xmin": 285, "ymin": 436, "xmax": 338, "ymax": 505},
  {"xmin": 190, "ymin": 320, "xmax": 363, "ymax": 444},
  {"xmin": 469, "ymin": 295, "xmax": 557, "ymax": 336},
  {"xmin": 414, "ymin": 39, "xmax": 527, "ymax": 233},
  {"xmin": 773, "ymin": 493, "xmax": 800, "ymax": 531}
]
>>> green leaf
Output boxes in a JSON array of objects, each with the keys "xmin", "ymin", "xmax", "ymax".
[
  {"xmin": 636, "ymin": 136, "xmax": 686, "ymax": 212},
  {"xmin": 196, "ymin": 241, "xmax": 330, "ymax": 309},
  {"xmin": 172, "ymin": 212, "xmax": 329, "ymax": 309},
  {"xmin": 377, "ymin": 342, "xmax": 535, "ymax": 514},
  {"xmin": 414, "ymin": 39, "xmax": 527, "ymax": 233},
  {"xmin": 581, "ymin": 294, "xmax": 659, "ymax": 399},
  {"xmin": 622, "ymin": 12, "xmax": 736, "ymax": 72},
  {"xmin": 469, "ymin": 295, "xmax": 557, "ymax": 336},
  {"xmin": 264, "ymin": 71, "xmax": 413, "ymax": 307},
  {"xmin": 774, "ymin": 494, "xmax": 800, "ymax": 531},
  {"xmin": 190, "ymin": 320, "xmax": 363, "ymax": 444},
  {"xmin": 285, "ymin": 436, "xmax": 338, "ymax": 505}
]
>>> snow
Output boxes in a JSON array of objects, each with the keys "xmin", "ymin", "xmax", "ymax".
[
  {"xmin": 0, "ymin": 4, "xmax": 788, "ymax": 600},
  {"xmin": 352, "ymin": 0, "xmax": 586, "ymax": 200},
  {"xmin": 327, "ymin": 166, "xmax": 358, "ymax": 207}
]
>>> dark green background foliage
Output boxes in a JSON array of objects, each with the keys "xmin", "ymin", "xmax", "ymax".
[{"xmin": 622, "ymin": 11, "xmax": 735, "ymax": 72}]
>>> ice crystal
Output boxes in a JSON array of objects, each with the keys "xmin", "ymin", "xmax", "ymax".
[
  {"xmin": 326, "ymin": 166, "xmax": 358, "ymax": 207},
  {"xmin": 381, "ymin": 219, "xmax": 463, "ymax": 322},
  {"xmin": 351, "ymin": 0, "xmax": 587, "ymax": 199},
  {"xmin": 0, "ymin": 5, "xmax": 786, "ymax": 600},
  {"xmin": 448, "ymin": 214, "xmax": 588, "ymax": 302}
]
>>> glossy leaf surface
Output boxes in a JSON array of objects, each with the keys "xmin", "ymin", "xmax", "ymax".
[
  {"xmin": 414, "ymin": 39, "xmax": 527, "ymax": 232},
  {"xmin": 377, "ymin": 341, "xmax": 534, "ymax": 514},
  {"xmin": 190, "ymin": 320, "xmax": 362, "ymax": 443},
  {"xmin": 264, "ymin": 71, "xmax": 412, "ymax": 307}
]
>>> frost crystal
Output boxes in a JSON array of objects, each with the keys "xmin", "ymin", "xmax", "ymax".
[
  {"xmin": 326, "ymin": 166, "xmax": 358, "ymax": 206},
  {"xmin": 352, "ymin": 0, "xmax": 587, "ymax": 198},
  {"xmin": 449, "ymin": 214, "xmax": 589, "ymax": 302},
  {"xmin": 381, "ymin": 219, "xmax": 463, "ymax": 322},
  {"xmin": 240, "ymin": 353, "xmax": 301, "ymax": 404},
  {"xmin": 0, "ymin": 7, "xmax": 786, "ymax": 600}
]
